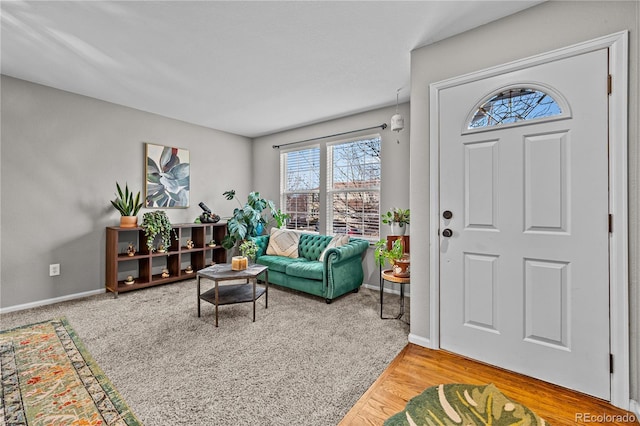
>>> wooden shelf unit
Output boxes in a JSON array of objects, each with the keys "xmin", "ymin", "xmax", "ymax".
[{"xmin": 106, "ymin": 222, "xmax": 227, "ymax": 296}]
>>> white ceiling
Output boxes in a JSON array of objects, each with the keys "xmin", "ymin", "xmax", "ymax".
[{"xmin": 1, "ymin": 1, "xmax": 541, "ymax": 138}]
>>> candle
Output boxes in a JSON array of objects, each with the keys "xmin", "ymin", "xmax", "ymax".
[{"xmin": 232, "ymin": 256, "xmax": 248, "ymax": 271}]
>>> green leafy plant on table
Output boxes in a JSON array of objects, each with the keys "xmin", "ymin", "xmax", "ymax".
[
  {"xmin": 381, "ymin": 207, "xmax": 410, "ymax": 235},
  {"xmin": 141, "ymin": 211, "xmax": 176, "ymax": 252},
  {"xmin": 381, "ymin": 208, "xmax": 410, "ymax": 227},
  {"xmin": 375, "ymin": 238, "xmax": 410, "ymax": 277},
  {"xmin": 239, "ymin": 239, "xmax": 258, "ymax": 261},
  {"xmin": 222, "ymin": 190, "xmax": 276, "ymax": 251},
  {"xmin": 374, "ymin": 239, "xmax": 405, "ymax": 267}
]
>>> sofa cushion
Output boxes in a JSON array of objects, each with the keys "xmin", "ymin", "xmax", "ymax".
[
  {"xmin": 256, "ymin": 255, "xmax": 307, "ymax": 273},
  {"xmin": 318, "ymin": 234, "xmax": 350, "ymax": 261},
  {"xmin": 285, "ymin": 261, "xmax": 324, "ymax": 281},
  {"xmin": 266, "ymin": 228, "xmax": 299, "ymax": 258}
]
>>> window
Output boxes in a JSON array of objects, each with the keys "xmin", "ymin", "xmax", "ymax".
[
  {"xmin": 279, "ymin": 135, "xmax": 381, "ymax": 240},
  {"xmin": 327, "ymin": 136, "xmax": 381, "ymax": 239},
  {"xmin": 280, "ymin": 147, "xmax": 320, "ymax": 232},
  {"xmin": 468, "ymin": 88, "xmax": 562, "ymax": 129}
]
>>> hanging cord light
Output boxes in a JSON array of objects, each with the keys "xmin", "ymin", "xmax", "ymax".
[{"xmin": 390, "ymin": 88, "xmax": 404, "ymax": 143}]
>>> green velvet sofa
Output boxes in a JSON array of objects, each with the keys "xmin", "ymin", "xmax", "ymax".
[{"xmin": 252, "ymin": 233, "xmax": 370, "ymax": 303}]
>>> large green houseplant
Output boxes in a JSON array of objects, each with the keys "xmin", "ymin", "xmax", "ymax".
[
  {"xmin": 141, "ymin": 211, "xmax": 176, "ymax": 252},
  {"xmin": 222, "ymin": 190, "xmax": 276, "ymax": 251},
  {"xmin": 110, "ymin": 182, "xmax": 143, "ymax": 228}
]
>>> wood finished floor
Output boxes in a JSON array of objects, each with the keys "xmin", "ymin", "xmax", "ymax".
[{"xmin": 340, "ymin": 343, "xmax": 637, "ymax": 425}]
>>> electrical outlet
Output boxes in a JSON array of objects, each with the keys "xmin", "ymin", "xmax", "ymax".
[{"xmin": 49, "ymin": 264, "xmax": 60, "ymax": 276}]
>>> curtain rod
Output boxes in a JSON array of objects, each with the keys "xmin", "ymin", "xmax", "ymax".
[{"xmin": 272, "ymin": 123, "xmax": 387, "ymax": 149}]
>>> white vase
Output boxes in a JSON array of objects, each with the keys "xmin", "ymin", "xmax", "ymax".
[{"xmin": 392, "ymin": 222, "xmax": 407, "ymax": 236}]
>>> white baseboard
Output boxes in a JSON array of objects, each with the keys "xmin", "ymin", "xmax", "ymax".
[
  {"xmin": 409, "ymin": 333, "xmax": 432, "ymax": 348},
  {"xmin": 0, "ymin": 289, "xmax": 105, "ymax": 314},
  {"xmin": 630, "ymin": 400, "xmax": 640, "ymax": 423},
  {"xmin": 362, "ymin": 282, "xmax": 410, "ymax": 297}
]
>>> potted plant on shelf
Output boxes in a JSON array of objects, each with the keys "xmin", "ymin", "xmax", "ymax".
[
  {"xmin": 110, "ymin": 182, "xmax": 144, "ymax": 228},
  {"xmin": 141, "ymin": 211, "xmax": 176, "ymax": 252},
  {"xmin": 374, "ymin": 238, "xmax": 410, "ymax": 278},
  {"xmin": 381, "ymin": 207, "xmax": 410, "ymax": 236},
  {"xmin": 221, "ymin": 190, "xmax": 276, "ymax": 252}
]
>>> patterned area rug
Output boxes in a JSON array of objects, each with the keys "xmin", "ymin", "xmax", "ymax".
[
  {"xmin": 0, "ymin": 318, "xmax": 140, "ymax": 425},
  {"xmin": 385, "ymin": 383, "xmax": 547, "ymax": 426}
]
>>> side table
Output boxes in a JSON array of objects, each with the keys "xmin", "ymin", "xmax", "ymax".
[
  {"xmin": 196, "ymin": 263, "xmax": 269, "ymax": 327},
  {"xmin": 380, "ymin": 269, "xmax": 410, "ymax": 322}
]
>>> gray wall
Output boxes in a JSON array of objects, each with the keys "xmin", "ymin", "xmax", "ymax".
[
  {"xmin": 252, "ymin": 103, "xmax": 410, "ymax": 287},
  {"xmin": 409, "ymin": 0, "xmax": 639, "ymax": 403},
  {"xmin": 0, "ymin": 76, "xmax": 252, "ymax": 308}
]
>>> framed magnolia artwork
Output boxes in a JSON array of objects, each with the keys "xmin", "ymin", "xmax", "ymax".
[{"xmin": 145, "ymin": 143, "xmax": 190, "ymax": 208}]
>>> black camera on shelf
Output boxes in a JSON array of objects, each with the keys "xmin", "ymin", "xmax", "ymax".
[{"xmin": 198, "ymin": 202, "xmax": 220, "ymax": 223}]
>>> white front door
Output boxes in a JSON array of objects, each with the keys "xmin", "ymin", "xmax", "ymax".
[{"xmin": 439, "ymin": 49, "xmax": 610, "ymax": 399}]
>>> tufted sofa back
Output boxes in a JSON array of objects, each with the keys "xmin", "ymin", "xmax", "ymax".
[{"xmin": 298, "ymin": 234, "xmax": 333, "ymax": 261}]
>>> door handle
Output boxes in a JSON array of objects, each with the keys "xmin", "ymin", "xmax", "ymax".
[
  {"xmin": 443, "ymin": 210, "xmax": 453, "ymax": 219},
  {"xmin": 442, "ymin": 228, "xmax": 453, "ymax": 238}
]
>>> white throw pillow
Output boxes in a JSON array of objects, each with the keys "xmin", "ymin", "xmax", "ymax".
[
  {"xmin": 318, "ymin": 234, "xmax": 350, "ymax": 261},
  {"xmin": 266, "ymin": 228, "xmax": 300, "ymax": 258}
]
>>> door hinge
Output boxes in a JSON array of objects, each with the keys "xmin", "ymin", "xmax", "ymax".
[
  {"xmin": 610, "ymin": 353, "xmax": 614, "ymax": 373},
  {"xmin": 609, "ymin": 214, "xmax": 613, "ymax": 233},
  {"xmin": 608, "ymin": 74, "xmax": 613, "ymax": 95}
]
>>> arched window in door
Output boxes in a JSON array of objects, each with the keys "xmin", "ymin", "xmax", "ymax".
[{"xmin": 468, "ymin": 87, "xmax": 565, "ymax": 129}]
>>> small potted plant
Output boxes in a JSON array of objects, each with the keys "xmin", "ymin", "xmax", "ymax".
[
  {"xmin": 272, "ymin": 209, "xmax": 291, "ymax": 229},
  {"xmin": 240, "ymin": 239, "xmax": 258, "ymax": 261},
  {"xmin": 111, "ymin": 182, "xmax": 144, "ymax": 228},
  {"xmin": 381, "ymin": 207, "xmax": 410, "ymax": 236},
  {"xmin": 374, "ymin": 238, "xmax": 410, "ymax": 278},
  {"xmin": 141, "ymin": 211, "xmax": 176, "ymax": 252},
  {"xmin": 232, "ymin": 239, "xmax": 258, "ymax": 271}
]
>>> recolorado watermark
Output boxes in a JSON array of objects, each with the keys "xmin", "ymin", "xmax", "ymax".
[{"xmin": 575, "ymin": 412, "xmax": 637, "ymax": 423}]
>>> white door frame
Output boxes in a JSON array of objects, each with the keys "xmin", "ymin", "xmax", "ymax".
[{"xmin": 428, "ymin": 31, "xmax": 629, "ymax": 409}]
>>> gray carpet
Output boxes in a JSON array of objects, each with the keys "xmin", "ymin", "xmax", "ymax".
[{"xmin": 0, "ymin": 280, "xmax": 409, "ymax": 425}]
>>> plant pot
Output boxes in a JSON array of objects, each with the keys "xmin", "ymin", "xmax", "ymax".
[
  {"xmin": 231, "ymin": 256, "xmax": 248, "ymax": 271},
  {"xmin": 120, "ymin": 216, "xmax": 138, "ymax": 228},
  {"xmin": 392, "ymin": 222, "xmax": 407, "ymax": 236},
  {"xmin": 392, "ymin": 257, "xmax": 410, "ymax": 278}
]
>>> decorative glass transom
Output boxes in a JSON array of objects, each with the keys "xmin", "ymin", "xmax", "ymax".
[{"xmin": 468, "ymin": 88, "xmax": 562, "ymax": 129}]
